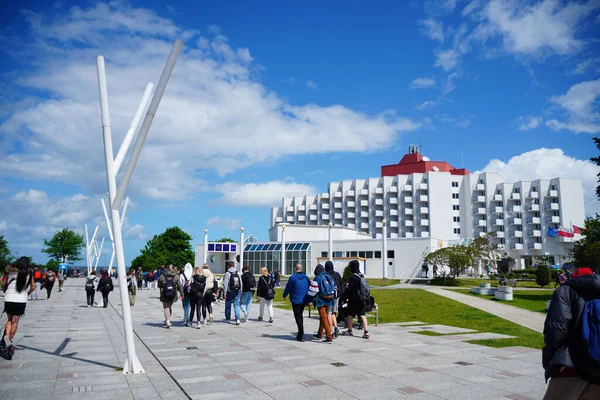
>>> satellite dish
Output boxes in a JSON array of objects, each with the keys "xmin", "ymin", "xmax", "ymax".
[
  {"xmin": 422, "ymin": 156, "xmax": 430, "ymax": 161},
  {"xmin": 432, "ymin": 166, "xmax": 439, "ymax": 171}
]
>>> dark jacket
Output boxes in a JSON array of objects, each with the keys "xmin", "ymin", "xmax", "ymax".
[
  {"xmin": 312, "ymin": 264, "xmax": 334, "ymax": 308},
  {"xmin": 241, "ymin": 271, "xmax": 256, "ymax": 292},
  {"xmin": 158, "ymin": 270, "xmax": 183, "ymax": 302},
  {"xmin": 543, "ymin": 274, "xmax": 600, "ymax": 383},
  {"xmin": 341, "ymin": 260, "xmax": 363, "ymax": 303},
  {"xmin": 257, "ymin": 274, "xmax": 274, "ymax": 299},
  {"xmin": 97, "ymin": 276, "xmax": 113, "ymax": 294},
  {"xmin": 325, "ymin": 261, "xmax": 343, "ymax": 299},
  {"xmin": 283, "ymin": 272, "xmax": 310, "ymax": 304}
]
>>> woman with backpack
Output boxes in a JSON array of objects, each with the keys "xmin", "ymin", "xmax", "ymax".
[
  {"xmin": 201, "ymin": 264, "xmax": 216, "ymax": 325},
  {"xmin": 256, "ymin": 267, "xmax": 275, "ymax": 323},
  {"xmin": 43, "ymin": 269, "xmax": 56, "ymax": 300},
  {"xmin": 158, "ymin": 266, "xmax": 183, "ymax": 329},
  {"xmin": 127, "ymin": 269, "xmax": 137, "ymax": 306},
  {"xmin": 1, "ymin": 257, "xmax": 34, "ymax": 360},
  {"xmin": 188, "ymin": 267, "xmax": 206, "ymax": 329},
  {"xmin": 97, "ymin": 270, "xmax": 113, "ymax": 308},
  {"xmin": 179, "ymin": 263, "xmax": 193, "ymax": 326},
  {"xmin": 341, "ymin": 260, "xmax": 370, "ymax": 339},
  {"xmin": 85, "ymin": 271, "xmax": 98, "ymax": 307}
]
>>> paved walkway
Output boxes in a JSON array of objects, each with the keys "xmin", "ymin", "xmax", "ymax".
[
  {"xmin": 1, "ymin": 279, "xmax": 547, "ymax": 399},
  {"xmin": 426, "ymin": 288, "xmax": 546, "ymax": 333}
]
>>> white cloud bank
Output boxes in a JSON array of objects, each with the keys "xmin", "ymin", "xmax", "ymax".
[
  {"xmin": 546, "ymin": 79, "xmax": 600, "ymax": 134},
  {"xmin": 410, "ymin": 77, "xmax": 436, "ymax": 89},
  {"xmin": 214, "ymin": 181, "xmax": 317, "ymax": 207},
  {"xmin": 517, "ymin": 115, "xmax": 542, "ymax": 131},
  {"xmin": 206, "ymin": 216, "xmax": 243, "ymax": 230}
]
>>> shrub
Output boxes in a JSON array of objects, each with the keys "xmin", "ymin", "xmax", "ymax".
[
  {"xmin": 342, "ymin": 264, "xmax": 352, "ymax": 285},
  {"xmin": 429, "ymin": 276, "xmax": 458, "ymax": 286},
  {"xmin": 536, "ymin": 265, "xmax": 551, "ymax": 288},
  {"xmin": 507, "ymin": 272, "xmax": 517, "ymax": 279}
]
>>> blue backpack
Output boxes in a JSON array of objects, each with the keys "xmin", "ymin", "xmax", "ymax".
[
  {"xmin": 318, "ymin": 274, "xmax": 335, "ymax": 299},
  {"xmin": 582, "ymin": 300, "xmax": 600, "ymax": 362}
]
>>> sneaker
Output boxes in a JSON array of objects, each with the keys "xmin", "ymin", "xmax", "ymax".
[
  {"xmin": 341, "ymin": 330, "xmax": 354, "ymax": 336},
  {"xmin": 297, "ymin": 336, "xmax": 305, "ymax": 342},
  {"xmin": 197, "ymin": 323, "xmax": 202, "ymax": 330},
  {"xmin": 209, "ymin": 315, "xmax": 214, "ymax": 324},
  {"xmin": 362, "ymin": 331, "xmax": 370, "ymax": 339},
  {"xmin": 257, "ymin": 316, "xmax": 263, "ymax": 321},
  {"xmin": 165, "ymin": 321, "xmax": 171, "ymax": 329},
  {"xmin": 323, "ymin": 339, "xmax": 333, "ymax": 343},
  {"xmin": 313, "ymin": 333, "xmax": 322, "ymax": 340},
  {"xmin": 243, "ymin": 313, "xmax": 249, "ymax": 323},
  {"xmin": 269, "ymin": 318, "xmax": 273, "ymax": 323},
  {"xmin": 87, "ymin": 305, "xmax": 90, "ymax": 308},
  {"xmin": 334, "ymin": 327, "xmax": 339, "ymax": 338},
  {"xmin": 242, "ymin": 313, "xmax": 247, "ymax": 321},
  {"xmin": 235, "ymin": 319, "xmax": 241, "ymax": 325},
  {"xmin": 8, "ymin": 345, "xmax": 14, "ymax": 357},
  {"xmin": 187, "ymin": 321, "xmax": 193, "ymax": 327}
]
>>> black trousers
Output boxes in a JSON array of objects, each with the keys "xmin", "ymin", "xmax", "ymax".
[
  {"xmin": 202, "ymin": 292, "xmax": 213, "ymax": 319},
  {"xmin": 189, "ymin": 293, "xmax": 203, "ymax": 322},
  {"xmin": 86, "ymin": 289, "xmax": 95, "ymax": 306},
  {"xmin": 292, "ymin": 303, "xmax": 306, "ymax": 337},
  {"xmin": 46, "ymin": 283, "xmax": 54, "ymax": 299},
  {"xmin": 102, "ymin": 292, "xmax": 109, "ymax": 308}
]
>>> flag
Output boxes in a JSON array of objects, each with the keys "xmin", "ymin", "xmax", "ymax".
[
  {"xmin": 547, "ymin": 227, "xmax": 559, "ymax": 237},
  {"xmin": 558, "ymin": 226, "xmax": 575, "ymax": 238},
  {"xmin": 573, "ymin": 225, "xmax": 582, "ymax": 234}
]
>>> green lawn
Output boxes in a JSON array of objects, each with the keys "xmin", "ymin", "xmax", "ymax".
[
  {"xmin": 273, "ymin": 288, "xmax": 544, "ymax": 349},
  {"xmin": 367, "ymin": 278, "xmax": 401, "ymax": 287},
  {"xmin": 450, "ymin": 288, "xmax": 554, "ymax": 314},
  {"xmin": 455, "ymin": 278, "xmax": 545, "ymax": 289}
]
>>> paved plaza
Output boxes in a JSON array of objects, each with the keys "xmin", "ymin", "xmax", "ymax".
[{"xmin": 0, "ymin": 279, "xmax": 548, "ymax": 399}]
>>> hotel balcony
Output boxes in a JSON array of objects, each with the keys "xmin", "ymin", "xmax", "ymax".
[
  {"xmin": 418, "ymin": 195, "xmax": 428, "ymax": 202},
  {"xmin": 389, "ymin": 209, "xmax": 398, "ymax": 216},
  {"xmin": 334, "ymin": 191, "xmax": 342, "ymax": 198},
  {"xmin": 512, "ymin": 243, "xmax": 524, "ymax": 250},
  {"xmin": 375, "ymin": 210, "xmax": 384, "ymax": 217},
  {"xmin": 493, "ymin": 219, "xmax": 504, "ymax": 226},
  {"xmin": 360, "ymin": 211, "xmax": 369, "ymax": 218},
  {"xmin": 360, "ymin": 189, "xmax": 368, "ymax": 196},
  {"xmin": 475, "ymin": 183, "xmax": 485, "ymax": 191},
  {"xmin": 527, "ymin": 217, "xmax": 541, "ymax": 224},
  {"xmin": 528, "ymin": 230, "xmax": 542, "ymax": 237},
  {"xmin": 297, "ymin": 215, "xmax": 306, "ymax": 222},
  {"xmin": 404, "ymin": 220, "xmax": 414, "ymax": 227},
  {"xmin": 374, "ymin": 198, "xmax": 383, "ymax": 206},
  {"xmin": 475, "ymin": 207, "xmax": 486, "ymax": 215},
  {"xmin": 403, "ymin": 184, "xmax": 412, "ymax": 192},
  {"xmin": 346, "ymin": 201, "xmax": 355, "ymax": 208},
  {"xmin": 511, "ymin": 193, "xmax": 521, "ymax": 201},
  {"xmin": 511, "ymin": 230, "xmax": 523, "ymax": 238},
  {"xmin": 375, "ymin": 187, "xmax": 383, "ymax": 194},
  {"xmin": 321, "ymin": 203, "xmax": 329, "ymax": 209},
  {"xmin": 347, "ymin": 190, "xmax": 355, "ymax": 196},
  {"xmin": 333, "ymin": 213, "xmax": 342, "ymax": 219},
  {"xmin": 476, "ymin": 219, "xmax": 487, "ymax": 227},
  {"xmin": 347, "ymin": 223, "xmax": 355, "ymax": 229},
  {"xmin": 286, "ymin": 216, "xmax": 294, "ymax": 222},
  {"xmin": 529, "ymin": 243, "xmax": 543, "ymax": 250},
  {"xmin": 478, "ymin": 231, "xmax": 487, "ymax": 238},
  {"xmin": 527, "ymin": 191, "xmax": 539, "ymax": 199},
  {"xmin": 403, "ymin": 196, "xmax": 413, "ymax": 203},
  {"xmin": 309, "ymin": 215, "xmax": 317, "ymax": 221},
  {"xmin": 546, "ymin": 190, "xmax": 558, "ymax": 198},
  {"xmin": 403, "ymin": 208, "xmax": 413, "ymax": 215},
  {"xmin": 275, "ymin": 217, "xmax": 283, "ymax": 223},
  {"xmin": 286, "ymin": 206, "xmax": 294, "ymax": 212},
  {"xmin": 511, "ymin": 205, "xmax": 522, "ymax": 213},
  {"xmin": 375, "ymin": 221, "xmax": 383, "ymax": 228},
  {"xmin": 419, "ymin": 183, "xmax": 428, "ymax": 190},
  {"xmin": 360, "ymin": 200, "xmax": 369, "ymax": 207},
  {"xmin": 473, "ymin": 195, "xmax": 486, "ymax": 203},
  {"xmin": 347, "ymin": 212, "xmax": 355, "ymax": 218},
  {"xmin": 403, "ymin": 232, "xmax": 414, "ymax": 238},
  {"xmin": 389, "ymin": 221, "xmax": 398, "ymax": 228},
  {"xmin": 496, "ymin": 231, "xmax": 505, "ymax": 238},
  {"xmin": 390, "ymin": 233, "xmax": 399, "ymax": 238},
  {"xmin": 419, "ymin": 207, "xmax": 429, "ymax": 214},
  {"xmin": 360, "ymin": 222, "xmax": 369, "ymax": 229},
  {"xmin": 298, "ymin": 205, "xmax": 306, "ymax": 211},
  {"xmin": 493, "ymin": 206, "xmax": 503, "ymax": 214},
  {"xmin": 510, "ymin": 217, "xmax": 522, "ymax": 225},
  {"xmin": 545, "ymin": 202, "xmax": 559, "ymax": 211},
  {"xmin": 309, "ymin": 204, "xmax": 317, "ymax": 210},
  {"xmin": 333, "ymin": 202, "xmax": 342, "ymax": 208},
  {"xmin": 321, "ymin": 214, "xmax": 329, "ymax": 220},
  {"xmin": 389, "ymin": 197, "xmax": 398, "ymax": 205},
  {"xmin": 321, "ymin": 193, "xmax": 329, "ymax": 199},
  {"xmin": 526, "ymin": 204, "xmax": 540, "ymax": 212},
  {"xmin": 389, "ymin": 186, "xmax": 398, "ymax": 193},
  {"xmin": 494, "ymin": 194, "xmax": 503, "ymax": 201},
  {"xmin": 546, "ymin": 215, "xmax": 560, "ymax": 224},
  {"xmin": 419, "ymin": 219, "xmax": 430, "ymax": 226},
  {"xmin": 420, "ymin": 231, "xmax": 430, "ymax": 238}
]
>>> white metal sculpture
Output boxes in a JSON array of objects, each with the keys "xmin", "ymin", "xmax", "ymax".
[
  {"xmin": 101, "ymin": 196, "xmax": 129, "ymax": 276},
  {"xmin": 239, "ymin": 227, "xmax": 244, "ymax": 269},
  {"xmin": 281, "ymin": 224, "xmax": 286, "ymax": 275},
  {"xmin": 95, "ymin": 40, "xmax": 182, "ymax": 374},
  {"xmin": 84, "ymin": 224, "xmax": 104, "ymax": 274}
]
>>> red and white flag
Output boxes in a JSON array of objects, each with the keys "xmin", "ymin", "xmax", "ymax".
[
  {"xmin": 558, "ymin": 226, "xmax": 574, "ymax": 238},
  {"xmin": 573, "ymin": 225, "xmax": 582, "ymax": 234}
]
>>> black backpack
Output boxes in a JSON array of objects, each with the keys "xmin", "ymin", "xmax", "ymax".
[
  {"xmin": 243, "ymin": 272, "xmax": 256, "ymax": 291},
  {"xmin": 190, "ymin": 275, "xmax": 206, "ymax": 295},
  {"xmin": 164, "ymin": 276, "xmax": 176, "ymax": 299},
  {"xmin": 85, "ymin": 277, "xmax": 95, "ymax": 290},
  {"xmin": 228, "ymin": 271, "xmax": 241, "ymax": 291}
]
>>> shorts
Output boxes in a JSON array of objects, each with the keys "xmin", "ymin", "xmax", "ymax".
[
  {"xmin": 4, "ymin": 302, "xmax": 26, "ymax": 316},
  {"xmin": 332, "ymin": 298, "xmax": 339, "ymax": 313},
  {"xmin": 347, "ymin": 300, "xmax": 366, "ymax": 317}
]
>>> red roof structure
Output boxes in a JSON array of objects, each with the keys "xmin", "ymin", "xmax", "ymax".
[{"xmin": 381, "ymin": 147, "xmax": 469, "ymax": 177}]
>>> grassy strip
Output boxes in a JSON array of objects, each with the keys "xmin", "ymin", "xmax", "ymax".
[
  {"xmin": 455, "ymin": 278, "xmax": 546, "ymax": 289},
  {"xmin": 449, "ymin": 288, "xmax": 553, "ymax": 314},
  {"xmin": 367, "ymin": 279, "xmax": 401, "ymax": 287}
]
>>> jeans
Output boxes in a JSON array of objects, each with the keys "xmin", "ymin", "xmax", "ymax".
[
  {"xmin": 128, "ymin": 287, "xmax": 136, "ymax": 306},
  {"xmin": 259, "ymin": 298, "xmax": 273, "ymax": 319},
  {"xmin": 240, "ymin": 291, "xmax": 253, "ymax": 316},
  {"xmin": 202, "ymin": 292, "xmax": 213, "ymax": 319},
  {"xmin": 137, "ymin": 279, "xmax": 143, "ymax": 290},
  {"xmin": 182, "ymin": 296, "xmax": 191, "ymax": 322},
  {"xmin": 317, "ymin": 306, "xmax": 332, "ymax": 340},
  {"xmin": 46, "ymin": 283, "xmax": 54, "ymax": 299},
  {"xmin": 32, "ymin": 282, "xmax": 41, "ymax": 300},
  {"xmin": 225, "ymin": 291, "xmax": 241, "ymax": 321},
  {"xmin": 190, "ymin": 293, "xmax": 203, "ymax": 322},
  {"xmin": 86, "ymin": 289, "xmax": 95, "ymax": 306},
  {"xmin": 292, "ymin": 303, "xmax": 306, "ymax": 337}
]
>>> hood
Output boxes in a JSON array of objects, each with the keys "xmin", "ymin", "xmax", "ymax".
[
  {"xmin": 572, "ymin": 267, "xmax": 594, "ymax": 278},
  {"xmin": 314, "ymin": 264, "xmax": 325, "ymax": 276},
  {"xmin": 165, "ymin": 269, "xmax": 177, "ymax": 277},
  {"xmin": 227, "ymin": 267, "xmax": 238, "ymax": 274},
  {"xmin": 349, "ymin": 260, "xmax": 360, "ymax": 274},
  {"xmin": 183, "ymin": 263, "xmax": 193, "ymax": 278},
  {"xmin": 325, "ymin": 261, "xmax": 334, "ymax": 272},
  {"xmin": 566, "ymin": 274, "xmax": 600, "ymax": 301}
]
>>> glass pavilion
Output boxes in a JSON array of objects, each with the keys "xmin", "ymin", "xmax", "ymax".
[{"xmin": 243, "ymin": 242, "xmax": 312, "ymax": 275}]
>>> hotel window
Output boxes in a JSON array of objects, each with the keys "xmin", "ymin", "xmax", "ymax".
[
  {"xmin": 366, "ymin": 251, "xmax": 374, "ymax": 258},
  {"xmin": 387, "ymin": 250, "xmax": 395, "ymax": 258},
  {"xmin": 451, "ymin": 182, "xmax": 458, "ymax": 187},
  {"xmin": 452, "ymin": 205, "xmax": 459, "ymax": 210},
  {"xmin": 359, "ymin": 251, "xmax": 366, "ymax": 258},
  {"xmin": 334, "ymin": 251, "xmax": 343, "ymax": 258},
  {"xmin": 452, "ymin": 193, "xmax": 459, "ymax": 199},
  {"xmin": 374, "ymin": 251, "xmax": 382, "ymax": 258},
  {"xmin": 454, "ymin": 228, "xmax": 461, "ymax": 234},
  {"xmin": 350, "ymin": 251, "xmax": 358, "ymax": 257},
  {"xmin": 321, "ymin": 252, "xmax": 327, "ymax": 257},
  {"xmin": 453, "ymin": 216, "xmax": 460, "ymax": 222}
]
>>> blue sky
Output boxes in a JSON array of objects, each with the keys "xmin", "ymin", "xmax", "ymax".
[{"xmin": 1, "ymin": 0, "xmax": 599, "ymax": 265}]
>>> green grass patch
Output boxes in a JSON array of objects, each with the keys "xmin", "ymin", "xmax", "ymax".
[
  {"xmin": 450, "ymin": 288, "xmax": 553, "ymax": 314},
  {"xmin": 367, "ymin": 278, "xmax": 401, "ymax": 287},
  {"xmin": 455, "ymin": 278, "xmax": 545, "ymax": 289}
]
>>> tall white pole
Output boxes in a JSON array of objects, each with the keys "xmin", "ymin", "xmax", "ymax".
[
  {"xmin": 240, "ymin": 227, "xmax": 245, "ymax": 271},
  {"xmin": 382, "ymin": 219, "xmax": 388, "ymax": 279},
  {"xmin": 328, "ymin": 222, "xmax": 333, "ymax": 261},
  {"xmin": 96, "ymin": 55, "xmax": 143, "ymax": 375},
  {"xmin": 281, "ymin": 225, "xmax": 286, "ymax": 276},
  {"xmin": 85, "ymin": 225, "xmax": 90, "ymax": 274},
  {"xmin": 203, "ymin": 229, "xmax": 208, "ymax": 264}
]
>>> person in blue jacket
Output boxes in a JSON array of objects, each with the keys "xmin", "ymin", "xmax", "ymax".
[
  {"xmin": 312, "ymin": 264, "xmax": 335, "ymax": 343},
  {"xmin": 282, "ymin": 263, "xmax": 311, "ymax": 342}
]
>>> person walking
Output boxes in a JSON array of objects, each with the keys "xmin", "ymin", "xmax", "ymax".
[
  {"xmin": 127, "ymin": 269, "xmax": 137, "ymax": 306},
  {"xmin": 97, "ymin": 270, "xmax": 113, "ymax": 308},
  {"xmin": 325, "ymin": 261, "xmax": 343, "ymax": 338},
  {"xmin": 137, "ymin": 269, "xmax": 144, "ymax": 290},
  {"xmin": 256, "ymin": 267, "xmax": 275, "ymax": 323},
  {"xmin": 152, "ymin": 269, "xmax": 159, "ymax": 290},
  {"xmin": 223, "ymin": 261, "xmax": 243, "ymax": 325},
  {"xmin": 180, "ymin": 263, "xmax": 193, "ymax": 326},
  {"xmin": 216, "ymin": 275, "xmax": 224, "ymax": 303},
  {"xmin": 30, "ymin": 267, "xmax": 42, "ymax": 301},
  {"xmin": 85, "ymin": 271, "xmax": 98, "ymax": 307},
  {"xmin": 43, "ymin": 269, "xmax": 56, "ymax": 300},
  {"xmin": 341, "ymin": 260, "xmax": 370, "ymax": 339},
  {"xmin": 312, "ymin": 264, "xmax": 335, "ymax": 343},
  {"xmin": 158, "ymin": 266, "xmax": 183, "ymax": 329},
  {"xmin": 1, "ymin": 257, "xmax": 34, "ymax": 360},
  {"xmin": 57, "ymin": 267, "xmax": 66, "ymax": 292},
  {"xmin": 542, "ymin": 267, "xmax": 600, "ymax": 399},
  {"xmin": 189, "ymin": 267, "xmax": 206, "ymax": 329},
  {"xmin": 274, "ymin": 269, "xmax": 281, "ymax": 287},
  {"xmin": 240, "ymin": 266, "xmax": 256, "ymax": 322},
  {"xmin": 201, "ymin": 264, "xmax": 216, "ymax": 325},
  {"xmin": 283, "ymin": 263, "xmax": 311, "ymax": 341}
]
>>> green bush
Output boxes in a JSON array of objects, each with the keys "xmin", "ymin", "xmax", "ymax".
[
  {"xmin": 507, "ymin": 272, "xmax": 517, "ymax": 279},
  {"xmin": 536, "ymin": 265, "xmax": 551, "ymax": 288},
  {"xmin": 527, "ymin": 274, "xmax": 536, "ymax": 280},
  {"xmin": 520, "ymin": 268, "xmax": 537, "ymax": 275},
  {"xmin": 429, "ymin": 276, "xmax": 458, "ymax": 286},
  {"xmin": 342, "ymin": 264, "xmax": 352, "ymax": 284}
]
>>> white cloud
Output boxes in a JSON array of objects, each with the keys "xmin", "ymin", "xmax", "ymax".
[
  {"xmin": 516, "ymin": 115, "xmax": 542, "ymax": 131},
  {"xmin": 442, "ymin": 72, "xmax": 459, "ymax": 94},
  {"xmin": 480, "ymin": 148, "xmax": 600, "ymax": 214},
  {"xmin": 424, "ymin": 0, "xmax": 458, "ymax": 15},
  {"xmin": 0, "ymin": 2, "xmax": 419, "ymax": 201},
  {"xmin": 124, "ymin": 224, "xmax": 147, "ymax": 240},
  {"xmin": 434, "ymin": 49, "xmax": 459, "ymax": 71},
  {"xmin": 206, "ymin": 216, "xmax": 243, "ymax": 230},
  {"xmin": 571, "ymin": 57, "xmax": 599, "ymax": 75},
  {"xmin": 410, "ymin": 77, "xmax": 436, "ymax": 89},
  {"xmin": 214, "ymin": 181, "xmax": 317, "ymax": 207},
  {"xmin": 415, "ymin": 101, "xmax": 438, "ymax": 111},
  {"xmin": 419, "ymin": 19, "xmax": 445, "ymax": 42},
  {"xmin": 306, "ymin": 80, "xmax": 318, "ymax": 89},
  {"xmin": 546, "ymin": 79, "xmax": 600, "ymax": 134}
]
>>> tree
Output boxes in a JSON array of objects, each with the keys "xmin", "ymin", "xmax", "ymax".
[
  {"xmin": 131, "ymin": 226, "xmax": 194, "ymax": 271},
  {"xmin": 42, "ymin": 228, "xmax": 85, "ymax": 263},
  {"xmin": 572, "ymin": 214, "xmax": 600, "ymax": 269},
  {"xmin": 471, "ymin": 233, "xmax": 502, "ymax": 274},
  {"xmin": 591, "ymin": 137, "xmax": 600, "ymax": 200},
  {"xmin": 424, "ymin": 245, "xmax": 475, "ymax": 278},
  {"xmin": 215, "ymin": 237, "xmax": 236, "ymax": 243},
  {"xmin": 536, "ymin": 264, "xmax": 551, "ymax": 288},
  {"xmin": 0, "ymin": 235, "xmax": 14, "ymax": 268}
]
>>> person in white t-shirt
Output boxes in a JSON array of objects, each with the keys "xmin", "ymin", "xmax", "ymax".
[{"xmin": 1, "ymin": 257, "xmax": 34, "ymax": 360}]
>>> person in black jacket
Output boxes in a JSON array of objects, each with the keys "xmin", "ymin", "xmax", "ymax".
[
  {"xmin": 543, "ymin": 267, "xmax": 600, "ymax": 399},
  {"xmin": 340, "ymin": 260, "xmax": 369, "ymax": 339},
  {"xmin": 97, "ymin": 270, "xmax": 113, "ymax": 308},
  {"xmin": 325, "ymin": 261, "xmax": 343, "ymax": 338}
]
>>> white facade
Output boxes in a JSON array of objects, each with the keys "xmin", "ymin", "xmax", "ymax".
[{"xmin": 271, "ymin": 172, "xmax": 585, "ymax": 268}]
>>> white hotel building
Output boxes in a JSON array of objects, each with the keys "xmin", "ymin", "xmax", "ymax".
[{"xmin": 196, "ymin": 148, "xmax": 585, "ymax": 278}]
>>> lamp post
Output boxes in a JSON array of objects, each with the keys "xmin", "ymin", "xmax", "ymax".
[
  {"xmin": 328, "ymin": 222, "xmax": 333, "ymax": 261},
  {"xmin": 203, "ymin": 229, "xmax": 208, "ymax": 264},
  {"xmin": 382, "ymin": 219, "xmax": 388, "ymax": 279},
  {"xmin": 281, "ymin": 225, "xmax": 286, "ymax": 276},
  {"xmin": 239, "ymin": 227, "xmax": 245, "ymax": 271}
]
